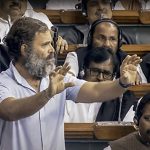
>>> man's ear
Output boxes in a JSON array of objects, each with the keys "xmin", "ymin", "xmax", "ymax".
[{"xmin": 21, "ymin": 44, "xmax": 28, "ymax": 56}]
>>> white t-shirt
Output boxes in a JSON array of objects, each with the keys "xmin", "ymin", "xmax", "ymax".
[
  {"xmin": 46, "ymin": 0, "xmax": 79, "ymax": 10},
  {"xmin": 64, "ymin": 100, "xmax": 102, "ymax": 122}
]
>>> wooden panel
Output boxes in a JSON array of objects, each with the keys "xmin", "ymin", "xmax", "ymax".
[
  {"xmin": 112, "ymin": 10, "xmax": 140, "ymax": 23},
  {"xmin": 129, "ymin": 84, "xmax": 150, "ymax": 99},
  {"xmin": 57, "ymin": 44, "xmax": 150, "ymax": 60},
  {"xmin": 140, "ymin": 11, "xmax": 150, "ymax": 24},
  {"xmin": 64, "ymin": 123, "xmax": 94, "ymax": 139},
  {"xmin": 61, "ymin": 10, "xmax": 87, "ymax": 24},
  {"xmin": 121, "ymin": 44, "xmax": 150, "ymax": 56},
  {"xmin": 64, "ymin": 122, "xmax": 136, "ymax": 140},
  {"xmin": 34, "ymin": 9, "xmax": 141, "ymax": 24},
  {"xmin": 94, "ymin": 122, "xmax": 136, "ymax": 140}
]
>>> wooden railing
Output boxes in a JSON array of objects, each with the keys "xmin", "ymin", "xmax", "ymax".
[
  {"xmin": 64, "ymin": 122, "xmax": 136, "ymax": 140},
  {"xmin": 58, "ymin": 44, "xmax": 150, "ymax": 61},
  {"xmin": 129, "ymin": 84, "xmax": 150, "ymax": 99},
  {"xmin": 35, "ymin": 9, "xmax": 150, "ymax": 24}
]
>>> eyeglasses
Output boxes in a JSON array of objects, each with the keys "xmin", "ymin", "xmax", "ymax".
[{"xmin": 87, "ymin": 68, "xmax": 114, "ymax": 80}]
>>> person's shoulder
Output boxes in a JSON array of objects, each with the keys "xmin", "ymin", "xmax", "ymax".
[
  {"xmin": 110, "ymin": 132, "xmax": 138, "ymax": 146},
  {"xmin": 25, "ymin": 9, "xmax": 53, "ymax": 28},
  {"xmin": 142, "ymin": 53, "xmax": 150, "ymax": 62},
  {"xmin": 76, "ymin": 46, "xmax": 88, "ymax": 53},
  {"xmin": 0, "ymin": 68, "xmax": 13, "ymax": 85}
]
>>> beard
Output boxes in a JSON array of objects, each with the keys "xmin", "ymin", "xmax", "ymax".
[{"xmin": 24, "ymin": 47, "xmax": 56, "ymax": 78}]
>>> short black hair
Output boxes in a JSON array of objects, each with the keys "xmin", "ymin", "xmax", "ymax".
[
  {"xmin": 83, "ymin": 46, "xmax": 119, "ymax": 74},
  {"xmin": 134, "ymin": 92, "xmax": 150, "ymax": 125}
]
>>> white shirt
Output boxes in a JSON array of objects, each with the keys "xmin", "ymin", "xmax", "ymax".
[
  {"xmin": 123, "ymin": 105, "xmax": 135, "ymax": 122},
  {"xmin": 46, "ymin": 0, "xmax": 79, "ymax": 10},
  {"xmin": 64, "ymin": 52, "xmax": 103, "ymax": 123},
  {"xmin": 64, "ymin": 100, "xmax": 102, "ymax": 122},
  {"xmin": 0, "ymin": 62, "xmax": 85, "ymax": 150},
  {"xmin": 104, "ymin": 146, "xmax": 111, "ymax": 150},
  {"xmin": 0, "ymin": 1, "xmax": 53, "ymax": 43},
  {"xmin": 140, "ymin": 0, "xmax": 150, "ymax": 10},
  {"xmin": 114, "ymin": 1, "xmax": 126, "ymax": 10}
]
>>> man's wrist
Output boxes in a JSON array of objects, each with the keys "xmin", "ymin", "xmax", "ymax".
[
  {"xmin": 118, "ymin": 78, "xmax": 132, "ymax": 88},
  {"xmin": 43, "ymin": 89, "xmax": 52, "ymax": 100}
]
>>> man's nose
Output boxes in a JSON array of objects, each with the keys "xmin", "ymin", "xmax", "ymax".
[
  {"xmin": 103, "ymin": 39, "xmax": 111, "ymax": 47},
  {"xmin": 97, "ymin": 73, "xmax": 104, "ymax": 81}
]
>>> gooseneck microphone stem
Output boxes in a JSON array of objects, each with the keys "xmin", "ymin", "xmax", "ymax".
[
  {"xmin": 51, "ymin": 26, "xmax": 58, "ymax": 66},
  {"xmin": 118, "ymin": 94, "xmax": 123, "ymax": 123}
]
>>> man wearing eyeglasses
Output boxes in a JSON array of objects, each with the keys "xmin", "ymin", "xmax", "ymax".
[{"xmin": 64, "ymin": 47, "xmax": 136, "ymax": 122}]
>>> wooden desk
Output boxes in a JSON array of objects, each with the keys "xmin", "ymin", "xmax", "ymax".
[
  {"xmin": 140, "ymin": 11, "xmax": 150, "ymax": 24},
  {"xmin": 57, "ymin": 44, "xmax": 150, "ymax": 63},
  {"xmin": 65, "ymin": 122, "xmax": 136, "ymax": 150},
  {"xmin": 65, "ymin": 123, "xmax": 94, "ymax": 139},
  {"xmin": 35, "ymin": 9, "xmax": 141, "ymax": 24},
  {"xmin": 121, "ymin": 44, "xmax": 150, "ymax": 56},
  {"xmin": 112, "ymin": 10, "xmax": 140, "ymax": 24},
  {"xmin": 129, "ymin": 84, "xmax": 150, "ymax": 99}
]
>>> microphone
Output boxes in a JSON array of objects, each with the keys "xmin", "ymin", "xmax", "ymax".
[
  {"xmin": 118, "ymin": 94, "xmax": 123, "ymax": 123},
  {"xmin": 51, "ymin": 26, "xmax": 58, "ymax": 65}
]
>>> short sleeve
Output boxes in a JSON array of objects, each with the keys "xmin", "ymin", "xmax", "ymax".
[
  {"xmin": 0, "ymin": 83, "xmax": 14, "ymax": 102},
  {"xmin": 65, "ymin": 75, "xmax": 86, "ymax": 101},
  {"xmin": 64, "ymin": 52, "xmax": 79, "ymax": 77}
]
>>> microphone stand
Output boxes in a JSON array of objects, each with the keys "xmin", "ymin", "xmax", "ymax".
[
  {"xmin": 118, "ymin": 94, "xmax": 123, "ymax": 123},
  {"xmin": 51, "ymin": 26, "xmax": 58, "ymax": 66}
]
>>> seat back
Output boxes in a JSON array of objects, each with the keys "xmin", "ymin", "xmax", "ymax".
[{"xmin": 0, "ymin": 44, "xmax": 11, "ymax": 72}]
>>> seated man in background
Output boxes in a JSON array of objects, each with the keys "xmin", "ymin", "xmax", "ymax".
[
  {"xmin": 140, "ymin": 0, "xmax": 150, "ymax": 10},
  {"xmin": 65, "ymin": 47, "xmax": 136, "ymax": 122},
  {"xmin": 65, "ymin": 18, "xmax": 145, "ymax": 82},
  {"xmin": 114, "ymin": 0, "xmax": 141, "ymax": 10},
  {"xmin": 104, "ymin": 92, "xmax": 150, "ymax": 150},
  {"xmin": 46, "ymin": 0, "xmax": 79, "ymax": 10},
  {"xmin": 63, "ymin": 0, "xmax": 135, "ymax": 45},
  {"xmin": 0, "ymin": 0, "xmax": 67, "ymax": 52},
  {"xmin": 63, "ymin": 0, "xmax": 113, "ymax": 45}
]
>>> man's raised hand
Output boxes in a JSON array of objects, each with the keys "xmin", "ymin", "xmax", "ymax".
[
  {"xmin": 119, "ymin": 54, "xmax": 142, "ymax": 86},
  {"xmin": 47, "ymin": 63, "xmax": 75, "ymax": 97}
]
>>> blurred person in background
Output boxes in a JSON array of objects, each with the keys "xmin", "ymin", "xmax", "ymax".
[{"xmin": 0, "ymin": 0, "xmax": 68, "ymax": 52}]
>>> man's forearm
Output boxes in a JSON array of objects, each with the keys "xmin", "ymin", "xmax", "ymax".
[
  {"xmin": 77, "ymin": 79, "xmax": 127, "ymax": 103},
  {"xmin": 0, "ymin": 89, "xmax": 52, "ymax": 121}
]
